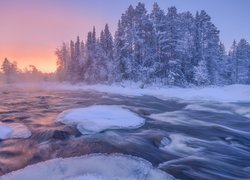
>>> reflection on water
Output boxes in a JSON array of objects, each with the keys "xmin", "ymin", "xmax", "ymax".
[{"xmin": 0, "ymin": 86, "xmax": 250, "ymax": 179}]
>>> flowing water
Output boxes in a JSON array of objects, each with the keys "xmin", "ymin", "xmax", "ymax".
[{"xmin": 0, "ymin": 86, "xmax": 250, "ymax": 179}]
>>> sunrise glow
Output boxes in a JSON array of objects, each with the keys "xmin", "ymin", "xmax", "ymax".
[{"xmin": 1, "ymin": 0, "xmax": 249, "ymax": 73}]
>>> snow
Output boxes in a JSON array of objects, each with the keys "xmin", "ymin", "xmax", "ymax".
[
  {"xmin": 2, "ymin": 154, "xmax": 174, "ymax": 180},
  {"xmin": 57, "ymin": 105, "xmax": 145, "ymax": 134},
  {"xmin": 2, "ymin": 82, "xmax": 250, "ymax": 102},
  {"xmin": 0, "ymin": 122, "xmax": 31, "ymax": 140},
  {"xmin": 44, "ymin": 83, "xmax": 250, "ymax": 102}
]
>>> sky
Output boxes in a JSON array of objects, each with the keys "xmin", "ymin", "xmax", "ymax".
[{"xmin": 0, "ymin": 0, "xmax": 250, "ymax": 73}]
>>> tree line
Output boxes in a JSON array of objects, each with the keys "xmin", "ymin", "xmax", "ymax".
[
  {"xmin": 0, "ymin": 58, "xmax": 49, "ymax": 83},
  {"xmin": 54, "ymin": 2, "xmax": 250, "ymax": 86}
]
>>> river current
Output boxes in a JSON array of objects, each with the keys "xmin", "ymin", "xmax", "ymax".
[{"xmin": 0, "ymin": 86, "xmax": 249, "ymax": 179}]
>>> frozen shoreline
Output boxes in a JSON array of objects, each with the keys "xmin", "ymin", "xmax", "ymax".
[{"xmin": 2, "ymin": 82, "xmax": 250, "ymax": 103}]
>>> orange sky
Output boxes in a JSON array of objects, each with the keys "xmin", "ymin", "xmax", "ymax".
[
  {"xmin": 0, "ymin": 0, "xmax": 111, "ymax": 73},
  {"xmin": 0, "ymin": 48, "xmax": 56, "ymax": 73},
  {"xmin": 1, "ymin": 0, "xmax": 249, "ymax": 73}
]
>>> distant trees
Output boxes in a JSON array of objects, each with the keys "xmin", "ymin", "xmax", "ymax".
[
  {"xmin": 0, "ymin": 58, "xmax": 47, "ymax": 83},
  {"xmin": 55, "ymin": 2, "xmax": 250, "ymax": 87},
  {"xmin": 1, "ymin": 58, "xmax": 18, "ymax": 83}
]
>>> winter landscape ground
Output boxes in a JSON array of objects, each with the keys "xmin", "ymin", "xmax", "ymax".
[{"xmin": 1, "ymin": 1, "xmax": 250, "ymax": 180}]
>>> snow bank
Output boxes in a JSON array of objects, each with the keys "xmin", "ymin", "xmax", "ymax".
[
  {"xmin": 0, "ymin": 123, "xmax": 31, "ymax": 140},
  {"xmin": 2, "ymin": 154, "xmax": 174, "ymax": 180},
  {"xmin": 45, "ymin": 83, "xmax": 250, "ymax": 102},
  {"xmin": 2, "ymin": 82, "xmax": 250, "ymax": 102},
  {"xmin": 57, "ymin": 105, "xmax": 145, "ymax": 134}
]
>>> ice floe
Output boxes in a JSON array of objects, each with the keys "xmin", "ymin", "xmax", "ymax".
[
  {"xmin": 0, "ymin": 122, "xmax": 31, "ymax": 140},
  {"xmin": 2, "ymin": 154, "xmax": 174, "ymax": 180},
  {"xmin": 57, "ymin": 105, "xmax": 145, "ymax": 134}
]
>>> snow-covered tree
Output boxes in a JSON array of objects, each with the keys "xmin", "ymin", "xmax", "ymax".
[
  {"xmin": 54, "ymin": 3, "xmax": 250, "ymax": 87},
  {"xmin": 235, "ymin": 39, "xmax": 250, "ymax": 84},
  {"xmin": 194, "ymin": 59, "xmax": 209, "ymax": 86},
  {"xmin": 194, "ymin": 10, "xmax": 220, "ymax": 85},
  {"xmin": 217, "ymin": 43, "xmax": 233, "ymax": 85},
  {"xmin": 165, "ymin": 7, "xmax": 185, "ymax": 86},
  {"xmin": 150, "ymin": 3, "xmax": 168, "ymax": 82}
]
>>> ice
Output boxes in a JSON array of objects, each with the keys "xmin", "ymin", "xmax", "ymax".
[
  {"xmin": 57, "ymin": 105, "xmax": 145, "ymax": 134},
  {"xmin": 67, "ymin": 174, "xmax": 134, "ymax": 180},
  {"xmin": 0, "ymin": 122, "xmax": 31, "ymax": 140},
  {"xmin": 0, "ymin": 125, "xmax": 12, "ymax": 139},
  {"xmin": 160, "ymin": 134, "xmax": 204, "ymax": 156},
  {"xmin": 2, "ymin": 154, "xmax": 174, "ymax": 180}
]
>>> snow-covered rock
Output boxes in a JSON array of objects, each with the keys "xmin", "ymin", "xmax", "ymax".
[
  {"xmin": 57, "ymin": 105, "xmax": 145, "ymax": 134},
  {"xmin": 2, "ymin": 154, "xmax": 174, "ymax": 180},
  {"xmin": 0, "ymin": 123, "xmax": 31, "ymax": 140}
]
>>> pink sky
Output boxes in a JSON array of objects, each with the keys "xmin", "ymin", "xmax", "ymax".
[
  {"xmin": 0, "ymin": 0, "xmax": 107, "ymax": 72},
  {"xmin": 1, "ymin": 0, "xmax": 249, "ymax": 72}
]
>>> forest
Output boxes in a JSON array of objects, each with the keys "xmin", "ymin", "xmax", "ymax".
[
  {"xmin": 1, "ymin": 2, "xmax": 249, "ymax": 86},
  {"xmin": 55, "ymin": 2, "xmax": 250, "ymax": 87}
]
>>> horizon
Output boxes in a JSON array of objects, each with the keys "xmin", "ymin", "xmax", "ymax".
[{"xmin": 1, "ymin": 0, "xmax": 250, "ymax": 73}]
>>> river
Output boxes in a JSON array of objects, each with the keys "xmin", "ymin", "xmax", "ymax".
[{"xmin": 0, "ymin": 86, "xmax": 249, "ymax": 179}]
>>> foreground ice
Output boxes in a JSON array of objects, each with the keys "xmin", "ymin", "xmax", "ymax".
[
  {"xmin": 0, "ymin": 123, "xmax": 31, "ymax": 140},
  {"xmin": 57, "ymin": 105, "xmax": 145, "ymax": 134},
  {"xmin": 2, "ymin": 154, "xmax": 174, "ymax": 180}
]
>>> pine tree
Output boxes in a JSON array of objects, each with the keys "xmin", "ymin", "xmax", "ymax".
[
  {"xmin": 165, "ymin": 7, "xmax": 185, "ymax": 86},
  {"xmin": 114, "ymin": 20, "xmax": 127, "ymax": 81},
  {"xmin": 100, "ymin": 24, "xmax": 114, "ymax": 82},
  {"xmin": 194, "ymin": 10, "xmax": 220, "ymax": 85},
  {"xmin": 228, "ymin": 40, "xmax": 237, "ymax": 83},
  {"xmin": 55, "ymin": 42, "xmax": 70, "ymax": 81},
  {"xmin": 150, "ymin": 3, "xmax": 168, "ymax": 83},
  {"xmin": 179, "ymin": 11, "xmax": 196, "ymax": 85},
  {"xmin": 114, "ymin": 5, "xmax": 135, "ymax": 81},
  {"xmin": 235, "ymin": 39, "xmax": 250, "ymax": 84}
]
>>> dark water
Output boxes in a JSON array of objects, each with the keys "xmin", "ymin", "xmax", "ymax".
[{"xmin": 0, "ymin": 87, "xmax": 250, "ymax": 180}]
